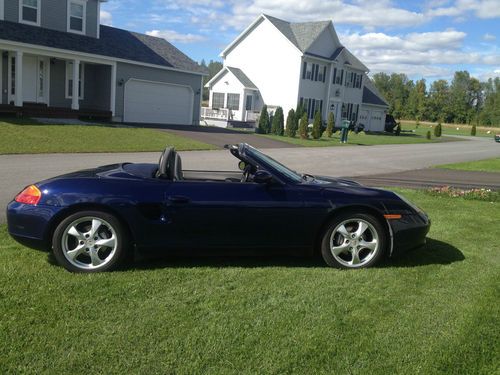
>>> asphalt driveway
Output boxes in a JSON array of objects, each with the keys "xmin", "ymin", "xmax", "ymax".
[{"xmin": 1, "ymin": 136, "xmax": 499, "ymax": 223}]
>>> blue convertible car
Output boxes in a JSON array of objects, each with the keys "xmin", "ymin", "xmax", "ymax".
[{"xmin": 7, "ymin": 143, "xmax": 430, "ymax": 272}]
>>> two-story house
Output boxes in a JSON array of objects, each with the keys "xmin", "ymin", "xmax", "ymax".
[
  {"xmin": 204, "ymin": 14, "xmax": 388, "ymax": 131},
  {"xmin": 0, "ymin": 0, "xmax": 206, "ymax": 125}
]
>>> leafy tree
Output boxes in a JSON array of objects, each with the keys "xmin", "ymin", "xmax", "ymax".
[
  {"xmin": 258, "ymin": 105, "xmax": 270, "ymax": 134},
  {"xmin": 471, "ymin": 124, "xmax": 477, "ymax": 136},
  {"xmin": 312, "ymin": 111, "xmax": 323, "ymax": 139},
  {"xmin": 299, "ymin": 113, "xmax": 309, "ymax": 139},
  {"xmin": 426, "ymin": 130, "xmax": 431, "ymax": 140},
  {"xmin": 271, "ymin": 107, "xmax": 284, "ymax": 135},
  {"xmin": 434, "ymin": 122, "xmax": 442, "ymax": 137},
  {"xmin": 326, "ymin": 112, "xmax": 335, "ymax": 137},
  {"xmin": 285, "ymin": 109, "xmax": 297, "ymax": 137}
]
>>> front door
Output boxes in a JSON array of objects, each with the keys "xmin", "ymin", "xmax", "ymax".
[{"xmin": 22, "ymin": 56, "xmax": 48, "ymax": 104}]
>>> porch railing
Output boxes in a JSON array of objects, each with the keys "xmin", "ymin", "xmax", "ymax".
[
  {"xmin": 201, "ymin": 107, "xmax": 229, "ymax": 121},
  {"xmin": 246, "ymin": 111, "xmax": 260, "ymax": 122}
]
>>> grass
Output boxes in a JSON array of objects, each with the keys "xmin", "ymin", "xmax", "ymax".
[
  {"xmin": 401, "ymin": 121, "xmax": 497, "ymax": 138},
  {"xmin": 1, "ymin": 189, "xmax": 499, "ymax": 374},
  {"xmin": 435, "ymin": 158, "xmax": 500, "ymax": 173},
  {"xmin": 0, "ymin": 118, "xmax": 216, "ymax": 154},
  {"xmin": 260, "ymin": 130, "xmax": 452, "ymax": 147}
]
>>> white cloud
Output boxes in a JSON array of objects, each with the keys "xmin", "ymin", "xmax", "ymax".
[
  {"xmin": 146, "ymin": 29, "xmax": 206, "ymax": 43},
  {"xmin": 483, "ymin": 33, "xmax": 496, "ymax": 41},
  {"xmin": 100, "ymin": 10, "xmax": 113, "ymax": 25},
  {"xmin": 426, "ymin": 0, "xmax": 500, "ymax": 19}
]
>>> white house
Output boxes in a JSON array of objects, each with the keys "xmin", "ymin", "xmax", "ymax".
[{"xmin": 203, "ymin": 14, "xmax": 389, "ymax": 131}]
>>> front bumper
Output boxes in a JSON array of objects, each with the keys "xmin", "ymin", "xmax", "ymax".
[
  {"xmin": 7, "ymin": 201, "xmax": 63, "ymax": 251},
  {"xmin": 389, "ymin": 213, "xmax": 431, "ymax": 256}
]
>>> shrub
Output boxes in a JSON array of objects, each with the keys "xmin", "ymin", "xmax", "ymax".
[
  {"xmin": 258, "ymin": 105, "xmax": 270, "ymax": 134},
  {"xmin": 434, "ymin": 122, "xmax": 442, "ymax": 137},
  {"xmin": 395, "ymin": 124, "xmax": 401, "ymax": 136},
  {"xmin": 285, "ymin": 109, "xmax": 297, "ymax": 137},
  {"xmin": 271, "ymin": 107, "xmax": 284, "ymax": 136},
  {"xmin": 312, "ymin": 111, "xmax": 323, "ymax": 139},
  {"xmin": 426, "ymin": 130, "xmax": 431, "ymax": 140},
  {"xmin": 299, "ymin": 113, "xmax": 309, "ymax": 139},
  {"xmin": 471, "ymin": 124, "xmax": 477, "ymax": 136},
  {"xmin": 326, "ymin": 112, "xmax": 334, "ymax": 138}
]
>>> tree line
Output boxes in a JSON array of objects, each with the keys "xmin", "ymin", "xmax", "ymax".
[{"xmin": 372, "ymin": 71, "xmax": 500, "ymax": 127}]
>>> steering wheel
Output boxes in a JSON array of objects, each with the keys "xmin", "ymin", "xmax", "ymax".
[{"xmin": 241, "ymin": 165, "xmax": 252, "ymax": 183}]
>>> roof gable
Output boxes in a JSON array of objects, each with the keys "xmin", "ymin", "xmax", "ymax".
[{"xmin": 205, "ymin": 66, "xmax": 258, "ymax": 90}]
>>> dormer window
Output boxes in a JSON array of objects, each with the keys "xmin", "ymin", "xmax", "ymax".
[
  {"xmin": 68, "ymin": 0, "xmax": 86, "ymax": 34},
  {"xmin": 20, "ymin": 0, "xmax": 41, "ymax": 26}
]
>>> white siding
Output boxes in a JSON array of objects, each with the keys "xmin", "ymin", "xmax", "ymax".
[
  {"xmin": 224, "ymin": 18, "xmax": 302, "ymax": 114},
  {"xmin": 209, "ymin": 69, "xmax": 246, "ymax": 121},
  {"xmin": 306, "ymin": 27, "xmax": 340, "ymax": 57}
]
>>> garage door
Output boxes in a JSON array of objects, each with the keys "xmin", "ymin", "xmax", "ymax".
[
  {"xmin": 124, "ymin": 79, "xmax": 194, "ymax": 125},
  {"xmin": 370, "ymin": 111, "xmax": 384, "ymax": 132}
]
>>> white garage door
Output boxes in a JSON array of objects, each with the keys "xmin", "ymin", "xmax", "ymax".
[
  {"xmin": 370, "ymin": 110, "xmax": 384, "ymax": 132},
  {"xmin": 124, "ymin": 79, "xmax": 194, "ymax": 125}
]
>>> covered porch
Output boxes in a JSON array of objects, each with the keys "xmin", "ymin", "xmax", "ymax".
[{"xmin": 0, "ymin": 44, "xmax": 116, "ymax": 120}]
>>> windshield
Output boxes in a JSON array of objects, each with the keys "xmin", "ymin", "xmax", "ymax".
[{"xmin": 245, "ymin": 146, "xmax": 303, "ymax": 183}]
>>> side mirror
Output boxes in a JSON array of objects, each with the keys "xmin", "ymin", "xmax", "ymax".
[{"xmin": 253, "ymin": 170, "xmax": 273, "ymax": 184}]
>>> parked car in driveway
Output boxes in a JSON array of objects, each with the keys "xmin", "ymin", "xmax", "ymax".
[{"xmin": 7, "ymin": 144, "xmax": 430, "ymax": 272}]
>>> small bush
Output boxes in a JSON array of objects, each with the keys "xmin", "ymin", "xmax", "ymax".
[
  {"xmin": 271, "ymin": 107, "xmax": 284, "ymax": 136},
  {"xmin": 434, "ymin": 122, "xmax": 442, "ymax": 137},
  {"xmin": 258, "ymin": 105, "xmax": 270, "ymax": 134},
  {"xmin": 471, "ymin": 124, "xmax": 477, "ymax": 136},
  {"xmin": 326, "ymin": 112, "xmax": 334, "ymax": 138},
  {"xmin": 426, "ymin": 186, "xmax": 499, "ymax": 202},
  {"xmin": 395, "ymin": 124, "xmax": 401, "ymax": 136},
  {"xmin": 426, "ymin": 130, "xmax": 431, "ymax": 140},
  {"xmin": 312, "ymin": 111, "xmax": 323, "ymax": 140},
  {"xmin": 299, "ymin": 113, "xmax": 309, "ymax": 139},
  {"xmin": 285, "ymin": 109, "xmax": 297, "ymax": 137}
]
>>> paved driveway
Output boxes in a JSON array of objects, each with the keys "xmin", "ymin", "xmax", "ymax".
[{"xmin": 1, "ymin": 136, "xmax": 499, "ymax": 223}]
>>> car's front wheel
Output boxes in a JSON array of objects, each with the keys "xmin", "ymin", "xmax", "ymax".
[
  {"xmin": 52, "ymin": 211, "xmax": 130, "ymax": 273},
  {"xmin": 321, "ymin": 212, "xmax": 387, "ymax": 269}
]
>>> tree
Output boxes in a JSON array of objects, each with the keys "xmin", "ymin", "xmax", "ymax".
[
  {"xmin": 326, "ymin": 112, "xmax": 335, "ymax": 137},
  {"xmin": 407, "ymin": 79, "xmax": 427, "ymax": 121},
  {"xmin": 299, "ymin": 113, "xmax": 309, "ymax": 139},
  {"xmin": 426, "ymin": 130, "xmax": 431, "ymax": 140},
  {"xmin": 428, "ymin": 80, "xmax": 452, "ymax": 122},
  {"xmin": 434, "ymin": 122, "xmax": 442, "ymax": 137},
  {"xmin": 258, "ymin": 105, "xmax": 270, "ymax": 134},
  {"xmin": 285, "ymin": 109, "xmax": 297, "ymax": 137},
  {"xmin": 271, "ymin": 107, "xmax": 284, "ymax": 135},
  {"xmin": 471, "ymin": 124, "xmax": 477, "ymax": 136},
  {"xmin": 312, "ymin": 111, "xmax": 323, "ymax": 139}
]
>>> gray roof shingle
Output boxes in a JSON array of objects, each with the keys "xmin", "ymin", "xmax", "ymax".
[
  {"xmin": 363, "ymin": 87, "xmax": 389, "ymax": 106},
  {"xmin": 0, "ymin": 20, "xmax": 206, "ymax": 74},
  {"xmin": 264, "ymin": 15, "xmax": 331, "ymax": 52},
  {"xmin": 226, "ymin": 67, "xmax": 258, "ymax": 89}
]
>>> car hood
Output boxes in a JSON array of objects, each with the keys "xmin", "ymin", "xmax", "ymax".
[{"xmin": 309, "ymin": 175, "xmax": 363, "ymax": 187}]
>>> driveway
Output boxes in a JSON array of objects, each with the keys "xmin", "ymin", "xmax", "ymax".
[
  {"xmin": 1, "ymin": 136, "xmax": 499, "ymax": 223},
  {"xmin": 146, "ymin": 124, "xmax": 298, "ymax": 149}
]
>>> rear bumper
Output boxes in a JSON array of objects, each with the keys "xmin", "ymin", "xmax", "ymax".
[
  {"xmin": 389, "ymin": 213, "xmax": 431, "ymax": 256},
  {"xmin": 6, "ymin": 201, "xmax": 62, "ymax": 251}
]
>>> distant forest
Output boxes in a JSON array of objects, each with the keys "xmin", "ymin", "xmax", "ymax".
[
  {"xmin": 372, "ymin": 71, "xmax": 500, "ymax": 127},
  {"xmin": 201, "ymin": 60, "xmax": 499, "ymax": 127}
]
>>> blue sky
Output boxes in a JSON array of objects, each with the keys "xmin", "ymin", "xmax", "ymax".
[{"xmin": 101, "ymin": 0, "xmax": 500, "ymax": 82}]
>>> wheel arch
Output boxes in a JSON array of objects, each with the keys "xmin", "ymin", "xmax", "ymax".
[
  {"xmin": 43, "ymin": 203, "xmax": 136, "ymax": 250},
  {"xmin": 313, "ymin": 205, "xmax": 391, "ymax": 256}
]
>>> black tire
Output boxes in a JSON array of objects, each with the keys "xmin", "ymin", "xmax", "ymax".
[
  {"xmin": 320, "ymin": 211, "xmax": 387, "ymax": 269},
  {"xmin": 52, "ymin": 210, "xmax": 130, "ymax": 273}
]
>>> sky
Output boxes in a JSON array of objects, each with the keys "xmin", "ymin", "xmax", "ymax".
[{"xmin": 101, "ymin": 0, "xmax": 500, "ymax": 83}]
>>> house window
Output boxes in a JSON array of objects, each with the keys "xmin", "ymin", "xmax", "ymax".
[
  {"xmin": 227, "ymin": 93, "xmax": 240, "ymax": 110},
  {"xmin": 65, "ymin": 61, "xmax": 84, "ymax": 99},
  {"xmin": 305, "ymin": 63, "xmax": 312, "ymax": 80},
  {"xmin": 245, "ymin": 95, "xmax": 253, "ymax": 111},
  {"xmin": 0, "ymin": 0, "xmax": 4, "ymax": 20},
  {"xmin": 317, "ymin": 65, "xmax": 324, "ymax": 82},
  {"xmin": 68, "ymin": 0, "xmax": 86, "ymax": 34},
  {"xmin": 20, "ymin": 0, "xmax": 40, "ymax": 25},
  {"xmin": 212, "ymin": 92, "xmax": 224, "ymax": 109},
  {"xmin": 10, "ymin": 56, "xmax": 16, "ymax": 96},
  {"xmin": 38, "ymin": 60, "xmax": 44, "ymax": 98}
]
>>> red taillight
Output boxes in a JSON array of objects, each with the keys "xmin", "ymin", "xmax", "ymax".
[{"xmin": 15, "ymin": 185, "xmax": 42, "ymax": 205}]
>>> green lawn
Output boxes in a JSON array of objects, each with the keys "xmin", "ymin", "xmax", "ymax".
[
  {"xmin": 260, "ymin": 130, "xmax": 452, "ymax": 147},
  {"xmin": 401, "ymin": 121, "xmax": 497, "ymax": 138},
  {"xmin": 1, "ymin": 189, "xmax": 499, "ymax": 374},
  {"xmin": 435, "ymin": 158, "xmax": 500, "ymax": 173},
  {"xmin": 0, "ymin": 119, "xmax": 216, "ymax": 154}
]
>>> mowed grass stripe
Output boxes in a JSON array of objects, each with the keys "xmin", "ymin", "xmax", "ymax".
[{"xmin": 0, "ymin": 189, "xmax": 499, "ymax": 374}]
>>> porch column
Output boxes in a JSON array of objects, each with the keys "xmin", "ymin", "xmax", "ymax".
[
  {"xmin": 110, "ymin": 63, "xmax": 116, "ymax": 117},
  {"xmin": 14, "ymin": 51, "xmax": 23, "ymax": 107},
  {"xmin": 71, "ymin": 59, "xmax": 80, "ymax": 110}
]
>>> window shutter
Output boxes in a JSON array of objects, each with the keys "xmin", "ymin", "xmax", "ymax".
[
  {"xmin": 322, "ymin": 66, "xmax": 327, "ymax": 83},
  {"xmin": 314, "ymin": 64, "xmax": 318, "ymax": 81},
  {"xmin": 333, "ymin": 68, "xmax": 337, "ymax": 84},
  {"xmin": 302, "ymin": 62, "xmax": 307, "ymax": 79},
  {"xmin": 340, "ymin": 70, "xmax": 344, "ymax": 85}
]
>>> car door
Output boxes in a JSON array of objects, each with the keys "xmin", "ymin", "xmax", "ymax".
[{"xmin": 161, "ymin": 180, "xmax": 306, "ymax": 250}]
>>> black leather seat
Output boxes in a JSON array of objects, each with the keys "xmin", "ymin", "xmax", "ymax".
[{"xmin": 173, "ymin": 153, "xmax": 183, "ymax": 181}]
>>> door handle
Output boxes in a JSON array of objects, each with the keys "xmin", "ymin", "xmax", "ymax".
[{"xmin": 167, "ymin": 195, "xmax": 191, "ymax": 204}]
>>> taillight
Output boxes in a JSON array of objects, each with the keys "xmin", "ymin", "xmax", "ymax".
[{"xmin": 15, "ymin": 185, "xmax": 42, "ymax": 205}]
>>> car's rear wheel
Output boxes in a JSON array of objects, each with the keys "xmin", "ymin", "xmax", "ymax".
[
  {"xmin": 52, "ymin": 211, "xmax": 129, "ymax": 273},
  {"xmin": 321, "ymin": 212, "xmax": 387, "ymax": 269}
]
